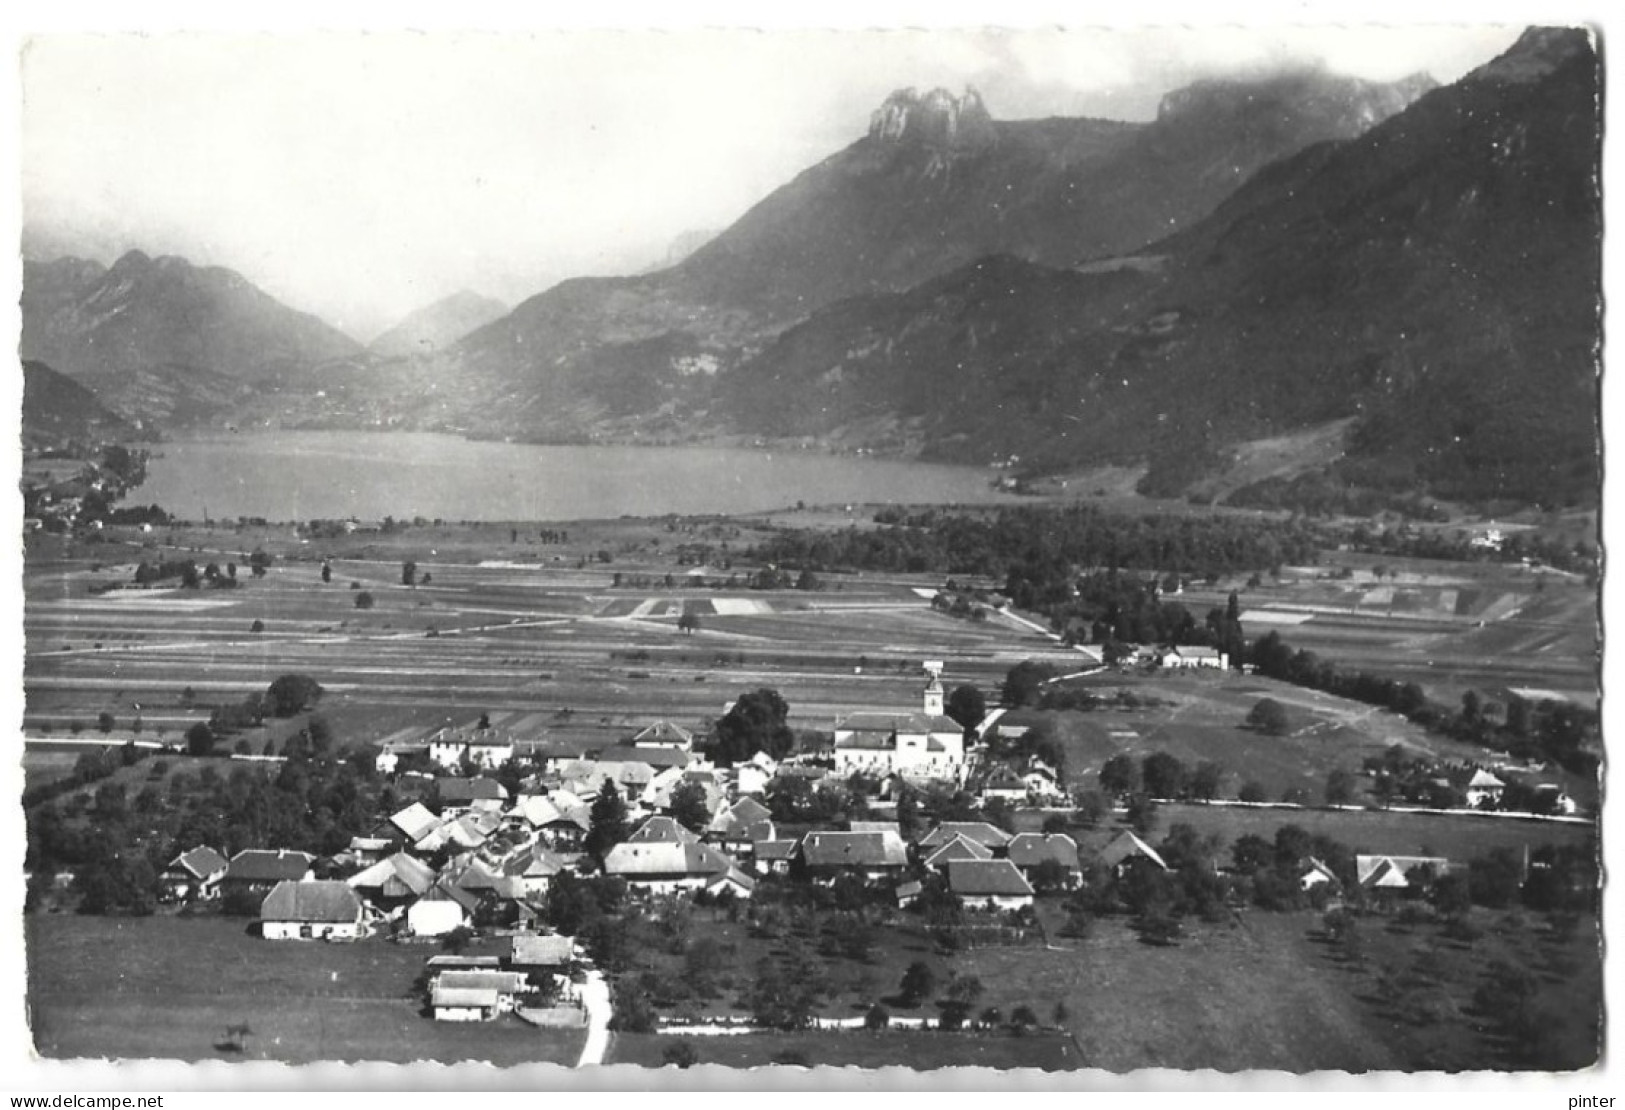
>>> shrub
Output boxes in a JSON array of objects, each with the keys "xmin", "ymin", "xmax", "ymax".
[
  {"xmin": 354, "ymin": 591, "xmax": 375, "ymax": 610},
  {"xmin": 250, "ymin": 619, "xmax": 265, "ymax": 633}
]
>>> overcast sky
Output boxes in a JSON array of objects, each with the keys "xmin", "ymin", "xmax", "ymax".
[{"xmin": 21, "ymin": 26, "xmax": 1524, "ymax": 340}]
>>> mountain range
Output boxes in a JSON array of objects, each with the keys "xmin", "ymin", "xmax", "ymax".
[{"xmin": 19, "ymin": 27, "xmax": 1601, "ymax": 508}]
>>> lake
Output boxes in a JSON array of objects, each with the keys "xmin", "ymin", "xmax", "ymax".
[{"xmin": 133, "ymin": 431, "xmax": 1020, "ymax": 521}]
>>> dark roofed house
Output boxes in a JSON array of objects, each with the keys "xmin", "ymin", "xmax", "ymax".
[
  {"xmin": 436, "ymin": 777, "xmax": 509, "ymax": 813},
  {"xmin": 947, "ymin": 859, "xmax": 1035, "ymax": 911},
  {"xmin": 347, "ymin": 852, "xmax": 438, "ymax": 908},
  {"xmin": 506, "ymin": 932, "xmax": 576, "ymax": 973},
  {"xmin": 596, "ymin": 744, "xmax": 692, "ymax": 771},
  {"xmin": 222, "ymin": 849, "xmax": 316, "ymax": 895},
  {"xmin": 918, "ymin": 822, "xmax": 1013, "ymax": 853},
  {"xmin": 627, "ymin": 815, "xmax": 701, "ymax": 846},
  {"xmin": 922, "ymin": 833, "xmax": 995, "ymax": 871},
  {"xmin": 630, "ymin": 719, "xmax": 695, "ymax": 751},
  {"xmin": 602, "ymin": 839, "xmax": 739, "ymax": 895},
  {"xmin": 706, "ymin": 797, "xmax": 776, "ymax": 853},
  {"xmin": 260, "ymin": 880, "xmax": 366, "ymax": 940},
  {"xmin": 1097, "ymin": 831, "xmax": 1170, "ymax": 874},
  {"xmin": 1006, "ymin": 833, "xmax": 1081, "ymax": 888},
  {"xmin": 753, "ymin": 838, "xmax": 801, "ymax": 876},
  {"xmin": 799, "ymin": 830, "xmax": 909, "ymax": 882},
  {"xmin": 430, "ymin": 969, "xmax": 528, "ymax": 1022},
  {"xmin": 161, "ymin": 846, "xmax": 229, "ymax": 902}
]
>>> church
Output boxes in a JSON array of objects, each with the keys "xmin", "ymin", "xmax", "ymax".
[{"xmin": 831, "ymin": 664, "xmax": 967, "ymax": 782}]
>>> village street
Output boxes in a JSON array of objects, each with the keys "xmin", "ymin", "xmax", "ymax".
[{"xmin": 575, "ymin": 966, "xmax": 612, "ymax": 1067}]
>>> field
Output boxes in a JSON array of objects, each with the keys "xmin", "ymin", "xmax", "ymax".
[
  {"xmin": 607, "ymin": 1029, "xmax": 1079, "ymax": 1070},
  {"xmin": 25, "ymin": 913, "xmax": 584, "ymax": 1066}
]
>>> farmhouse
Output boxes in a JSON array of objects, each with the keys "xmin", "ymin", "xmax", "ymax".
[
  {"xmin": 1160, "ymin": 645, "xmax": 1228, "ymax": 670},
  {"xmin": 347, "ymin": 852, "xmax": 437, "ymax": 909},
  {"xmin": 602, "ymin": 839, "xmax": 738, "ymax": 894},
  {"xmin": 922, "ymin": 833, "xmax": 994, "ymax": 872},
  {"xmin": 918, "ymin": 822, "xmax": 1012, "ymax": 854},
  {"xmin": 160, "ymin": 845, "xmax": 228, "ymax": 902},
  {"xmin": 503, "ymin": 846, "xmax": 578, "ymax": 897},
  {"xmin": 260, "ymin": 880, "xmax": 366, "ymax": 941},
  {"xmin": 1298, "ymin": 857, "xmax": 1342, "ymax": 892},
  {"xmin": 630, "ymin": 719, "xmax": 695, "ymax": 751},
  {"xmin": 1357, "ymin": 854, "xmax": 1452, "ymax": 893},
  {"xmin": 706, "ymin": 796, "xmax": 776, "ymax": 852},
  {"xmin": 799, "ymin": 830, "xmax": 909, "ymax": 882},
  {"xmin": 1097, "ymin": 831, "xmax": 1170, "ymax": 874},
  {"xmin": 221, "ymin": 849, "xmax": 316, "ymax": 896},
  {"xmin": 1006, "ymin": 833, "xmax": 1080, "ymax": 886},
  {"xmin": 1462, "ymin": 768, "xmax": 1507, "ymax": 808},
  {"xmin": 374, "ymin": 739, "xmax": 428, "ymax": 775},
  {"xmin": 434, "ymin": 777, "xmax": 508, "ymax": 815},
  {"xmin": 947, "ymin": 859, "xmax": 1035, "ymax": 911},
  {"xmin": 754, "ymin": 839, "xmax": 800, "ymax": 875},
  {"xmin": 384, "ymin": 802, "xmax": 441, "ymax": 844},
  {"xmin": 430, "ymin": 970, "xmax": 528, "ymax": 1022},
  {"xmin": 425, "ymin": 724, "xmax": 515, "ymax": 770},
  {"xmin": 407, "ymin": 880, "xmax": 480, "ymax": 937}
]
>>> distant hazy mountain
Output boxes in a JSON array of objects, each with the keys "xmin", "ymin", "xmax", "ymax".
[
  {"xmin": 21, "ymin": 360, "xmax": 141, "ymax": 446},
  {"xmin": 21, "ymin": 250, "xmax": 364, "ymax": 426},
  {"xmin": 724, "ymin": 27, "xmax": 1600, "ymax": 505},
  {"xmin": 375, "ymin": 67, "xmax": 1433, "ymax": 439},
  {"xmin": 368, "ymin": 290, "xmax": 509, "ymax": 359}
]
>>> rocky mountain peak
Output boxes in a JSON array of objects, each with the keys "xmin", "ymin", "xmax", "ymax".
[
  {"xmin": 1466, "ymin": 26, "xmax": 1595, "ymax": 85},
  {"xmin": 868, "ymin": 85, "xmax": 995, "ymax": 150}
]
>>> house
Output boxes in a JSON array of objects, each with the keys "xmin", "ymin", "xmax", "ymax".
[
  {"xmin": 947, "ymin": 859, "xmax": 1035, "ymax": 911},
  {"xmin": 1463, "ymin": 769, "xmax": 1507, "ymax": 808},
  {"xmin": 346, "ymin": 836, "xmax": 396, "ymax": 866},
  {"xmin": 918, "ymin": 822, "xmax": 1012, "ymax": 854},
  {"xmin": 407, "ymin": 880, "xmax": 480, "ymax": 937},
  {"xmin": 221, "ymin": 849, "xmax": 316, "ymax": 896},
  {"xmin": 1160, "ymin": 645, "xmax": 1228, "ymax": 670},
  {"xmin": 1021, "ymin": 765, "xmax": 1067, "ymax": 803},
  {"xmin": 507, "ymin": 793, "xmax": 592, "ymax": 847},
  {"xmin": 260, "ymin": 880, "xmax": 366, "ymax": 940},
  {"xmin": 1298, "ymin": 857, "xmax": 1343, "ymax": 892},
  {"xmin": 645, "ymin": 767, "xmax": 725, "ymax": 818},
  {"xmin": 160, "ymin": 846, "xmax": 229, "ymax": 902},
  {"xmin": 895, "ymin": 879, "xmax": 924, "ymax": 908},
  {"xmin": 754, "ymin": 839, "xmax": 800, "ymax": 876},
  {"xmin": 386, "ymin": 802, "xmax": 441, "ymax": 844},
  {"xmin": 831, "ymin": 669, "xmax": 966, "ymax": 780},
  {"xmin": 430, "ymin": 970, "xmax": 528, "ymax": 1022},
  {"xmin": 601, "ymin": 839, "xmax": 738, "ymax": 895},
  {"xmin": 347, "ymin": 852, "xmax": 438, "ymax": 909},
  {"xmin": 704, "ymin": 865, "xmax": 758, "ymax": 900},
  {"xmin": 434, "ymin": 777, "xmax": 508, "ymax": 815},
  {"xmin": 506, "ymin": 932, "xmax": 576, "ymax": 975},
  {"xmin": 922, "ymin": 833, "xmax": 994, "ymax": 872},
  {"xmin": 630, "ymin": 719, "xmax": 695, "ymax": 751},
  {"xmin": 415, "ymin": 811, "xmax": 500, "ymax": 855},
  {"xmin": 374, "ymin": 739, "xmax": 429, "ymax": 776},
  {"xmin": 1357, "ymin": 855, "xmax": 1452, "ymax": 893},
  {"xmin": 1532, "ymin": 783, "xmax": 1580, "ymax": 815},
  {"xmin": 706, "ymin": 797, "xmax": 775, "ymax": 853},
  {"xmin": 1006, "ymin": 833, "xmax": 1080, "ymax": 887},
  {"xmin": 503, "ymin": 846, "xmax": 578, "ymax": 897},
  {"xmin": 798, "ymin": 830, "xmax": 909, "ymax": 882},
  {"xmin": 426, "ymin": 724, "xmax": 516, "ymax": 771},
  {"xmin": 1097, "ymin": 832, "xmax": 1170, "ymax": 874},
  {"xmin": 975, "ymin": 764, "xmax": 1029, "ymax": 803}
]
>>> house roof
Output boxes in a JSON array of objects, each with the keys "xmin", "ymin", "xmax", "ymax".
[
  {"xmin": 847, "ymin": 820, "xmax": 902, "ymax": 835},
  {"xmin": 754, "ymin": 838, "xmax": 801, "ymax": 861},
  {"xmin": 419, "ymin": 878, "xmax": 481, "ymax": 914},
  {"xmin": 390, "ymin": 802, "xmax": 441, "ymax": 841},
  {"xmin": 800, "ymin": 830, "xmax": 909, "ymax": 869},
  {"xmin": 705, "ymin": 866, "xmax": 757, "ymax": 896},
  {"xmin": 1174, "ymin": 645, "xmax": 1223, "ymax": 659},
  {"xmin": 1097, "ymin": 832, "xmax": 1170, "ymax": 872},
  {"xmin": 597, "ymin": 744, "xmax": 691, "ymax": 769},
  {"xmin": 169, "ymin": 846, "xmax": 228, "ymax": 879},
  {"xmin": 348, "ymin": 852, "xmax": 437, "ymax": 898},
  {"xmin": 226, "ymin": 850, "xmax": 316, "ymax": 883},
  {"xmin": 632, "ymin": 720, "xmax": 695, "ymax": 746},
  {"xmin": 947, "ymin": 859, "xmax": 1035, "ymax": 898},
  {"xmin": 1356, "ymin": 855, "xmax": 1451, "ymax": 888},
  {"xmin": 260, "ymin": 880, "xmax": 363, "ymax": 923},
  {"xmin": 1006, "ymin": 833, "xmax": 1079, "ymax": 870},
  {"xmin": 602, "ymin": 840, "xmax": 734, "ymax": 878},
  {"xmin": 437, "ymin": 777, "xmax": 508, "ymax": 804},
  {"xmin": 835, "ymin": 712, "xmax": 961, "ymax": 737},
  {"xmin": 430, "ymin": 970, "xmax": 527, "ymax": 1009},
  {"xmin": 503, "ymin": 846, "xmax": 577, "ymax": 880},
  {"xmin": 919, "ymin": 822, "xmax": 1013, "ymax": 851},
  {"xmin": 508, "ymin": 933, "xmax": 575, "ymax": 967},
  {"xmin": 924, "ymin": 834, "xmax": 995, "ymax": 869},
  {"xmin": 627, "ymin": 815, "xmax": 701, "ymax": 845},
  {"xmin": 895, "ymin": 880, "xmax": 924, "ymax": 900}
]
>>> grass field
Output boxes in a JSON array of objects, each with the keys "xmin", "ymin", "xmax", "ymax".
[
  {"xmin": 607, "ymin": 1029, "xmax": 1079, "ymax": 1070},
  {"xmin": 25, "ymin": 913, "xmax": 583, "ymax": 1066}
]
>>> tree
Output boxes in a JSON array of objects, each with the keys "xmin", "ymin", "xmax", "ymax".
[
  {"xmin": 265, "ymin": 674, "xmax": 323, "ymax": 717},
  {"xmin": 864, "ymin": 1003, "xmax": 890, "ymax": 1030},
  {"xmin": 1141, "ymin": 752, "xmax": 1187, "ymax": 799},
  {"xmin": 999, "ymin": 661, "xmax": 1056, "ymax": 707},
  {"xmin": 402, "ymin": 560, "xmax": 417, "ymax": 586},
  {"xmin": 96, "ymin": 711, "xmax": 115, "ymax": 735},
  {"xmin": 1126, "ymin": 793, "xmax": 1159, "ymax": 835},
  {"xmin": 1073, "ymin": 789, "xmax": 1110, "ymax": 828},
  {"xmin": 1324, "ymin": 768, "xmax": 1358, "ymax": 806},
  {"xmin": 669, "ymin": 781, "xmax": 711, "ymax": 833},
  {"xmin": 944, "ymin": 684, "xmax": 987, "ymax": 731},
  {"xmin": 250, "ymin": 619, "xmax": 265, "ymax": 633},
  {"xmin": 1246, "ymin": 698, "xmax": 1290, "ymax": 735},
  {"xmin": 320, "ymin": 560, "xmax": 332, "ymax": 584},
  {"xmin": 661, "ymin": 1042, "xmax": 698, "ymax": 1069},
  {"xmin": 584, "ymin": 781, "xmax": 630, "ymax": 862},
  {"xmin": 713, "ymin": 688, "xmax": 795, "ymax": 765},
  {"xmin": 1238, "ymin": 780, "xmax": 1268, "ymax": 803},
  {"xmin": 185, "ymin": 722, "xmax": 215, "ymax": 757},
  {"xmin": 1189, "ymin": 761, "xmax": 1224, "ymax": 801},
  {"xmin": 676, "ymin": 612, "xmax": 701, "ymax": 634},
  {"xmin": 249, "ymin": 549, "xmax": 271, "ymax": 578},
  {"xmin": 1099, "ymin": 754, "xmax": 1141, "ymax": 798},
  {"xmin": 354, "ymin": 591, "xmax": 375, "ymax": 609},
  {"xmin": 897, "ymin": 960, "xmax": 937, "ymax": 1007}
]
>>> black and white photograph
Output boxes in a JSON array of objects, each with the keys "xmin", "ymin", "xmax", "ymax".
[{"xmin": 6, "ymin": 10, "xmax": 1606, "ymax": 1084}]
